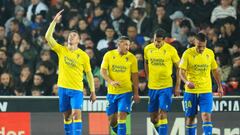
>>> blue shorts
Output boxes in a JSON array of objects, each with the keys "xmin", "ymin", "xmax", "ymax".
[
  {"xmin": 58, "ymin": 87, "xmax": 83, "ymax": 112},
  {"xmin": 148, "ymin": 87, "xmax": 173, "ymax": 112},
  {"xmin": 183, "ymin": 92, "xmax": 213, "ymax": 117},
  {"xmin": 106, "ymin": 92, "xmax": 133, "ymax": 116}
]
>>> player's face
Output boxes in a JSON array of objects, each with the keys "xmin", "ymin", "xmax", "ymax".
[
  {"xmin": 118, "ymin": 40, "xmax": 130, "ymax": 55},
  {"xmin": 68, "ymin": 32, "xmax": 80, "ymax": 46},
  {"xmin": 195, "ymin": 38, "xmax": 206, "ymax": 53},
  {"xmin": 154, "ymin": 36, "xmax": 164, "ymax": 48}
]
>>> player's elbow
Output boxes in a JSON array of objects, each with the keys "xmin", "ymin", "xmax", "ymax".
[
  {"xmin": 45, "ymin": 34, "xmax": 49, "ymax": 41},
  {"xmin": 100, "ymin": 68, "xmax": 105, "ymax": 76}
]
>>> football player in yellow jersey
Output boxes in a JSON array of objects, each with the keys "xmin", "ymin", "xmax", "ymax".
[
  {"xmin": 100, "ymin": 36, "xmax": 140, "ymax": 135},
  {"xmin": 45, "ymin": 10, "xmax": 96, "ymax": 135},
  {"xmin": 144, "ymin": 29, "xmax": 181, "ymax": 135},
  {"xmin": 179, "ymin": 33, "xmax": 223, "ymax": 135}
]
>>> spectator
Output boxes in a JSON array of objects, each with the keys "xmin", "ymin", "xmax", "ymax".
[
  {"xmin": 78, "ymin": 18, "xmax": 91, "ymax": 34},
  {"xmin": 127, "ymin": 25, "xmax": 147, "ymax": 46},
  {"xmin": 0, "ymin": 72, "xmax": 14, "ymax": 95},
  {"xmin": 90, "ymin": 5, "xmax": 106, "ymax": 31},
  {"xmin": 19, "ymin": 39, "xmax": 38, "ymax": 66},
  {"xmin": 216, "ymin": 54, "xmax": 231, "ymax": 82},
  {"xmin": 7, "ymin": 32, "xmax": 22, "ymax": 57},
  {"xmin": 135, "ymin": 51, "xmax": 144, "ymax": 71},
  {"xmin": 32, "ymin": 73, "xmax": 46, "ymax": 95},
  {"xmin": 92, "ymin": 19, "xmax": 109, "ymax": 43},
  {"xmin": 14, "ymin": 87, "xmax": 26, "ymax": 96},
  {"xmin": 186, "ymin": 32, "xmax": 196, "ymax": 48},
  {"xmin": 36, "ymin": 61, "xmax": 57, "ymax": 95},
  {"xmin": 97, "ymin": 25, "xmax": 116, "ymax": 51},
  {"xmin": 30, "ymin": 13, "xmax": 48, "ymax": 32},
  {"xmin": 129, "ymin": 0, "xmax": 152, "ymax": 16},
  {"xmin": 210, "ymin": 0, "xmax": 236, "ymax": 24},
  {"xmin": 94, "ymin": 76, "xmax": 107, "ymax": 96},
  {"xmin": 152, "ymin": 5, "xmax": 172, "ymax": 34},
  {"xmin": 221, "ymin": 17, "xmax": 240, "ymax": 47},
  {"xmin": 177, "ymin": 19, "xmax": 192, "ymax": 46},
  {"xmin": 170, "ymin": 10, "xmax": 196, "ymax": 40},
  {"xmin": 206, "ymin": 26, "xmax": 219, "ymax": 48},
  {"xmin": 0, "ymin": 26, "xmax": 7, "ymax": 50},
  {"xmin": 31, "ymin": 86, "xmax": 42, "ymax": 96},
  {"xmin": 0, "ymin": 49, "xmax": 10, "ymax": 74},
  {"xmin": 26, "ymin": 0, "xmax": 48, "ymax": 22},
  {"xmin": 5, "ymin": 6, "xmax": 30, "ymax": 35},
  {"xmin": 85, "ymin": 48, "xmax": 103, "ymax": 82},
  {"xmin": 114, "ymin": 0, "xmax": 130, "ymax": 16},
  {"xmin": 36, "ymin": 49, "xmax": 56, "ymax": 71},
  {"xmin": 9, "ymin": 52, "xmax": 25, "ymax": 79},
  {"xmin": 229, "ymin": 40, "xmax": 240, "ymax": 59},
  {"xmin": 194, "ymin": 0, "xmax": 216, "ymax": 26},
  {"xmin": 107, "ymin": 6, "xmax": 131, "ymax": 36},
  {"xmin": 130, "ymin": 7, "xmax": 151, "ymax": 36},
  {"xmin": 16, "ymin": 65, "xmax": 33, "ymax": 95}
]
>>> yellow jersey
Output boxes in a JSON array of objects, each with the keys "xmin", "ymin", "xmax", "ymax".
[
  {"xmin": 144, "ymin": 43, "xmax": 180, "ymax": 89},
  {"xmin": 179, "ymin": 47, "xmax": 218, "ymax": 93},
  {"xmin": 101, "ymin": 49, "xmax": 138, "ymax": 94},
  {"xmin": 51, "ymin": 44, "xmax": 91, "ymax": 91}
]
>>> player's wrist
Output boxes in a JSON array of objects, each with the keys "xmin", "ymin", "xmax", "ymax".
[{"xmin": 185, "ymin": 81, "xmax": 190, "ymax": 85}]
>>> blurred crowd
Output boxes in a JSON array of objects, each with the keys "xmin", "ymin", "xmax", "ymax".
[{"xmin": 0, "ymin": 0, "xmax": 239, "ymax": 96}]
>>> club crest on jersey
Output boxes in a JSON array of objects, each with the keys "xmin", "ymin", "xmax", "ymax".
[
  {"xmin": 126, "ymin": 57, "xmax": 128, "ymax": 62},
  {"xmin": 163, "ymin": 50, "xmax": 166, "ymax": 55},
  {"xmin": 113, "ymin": 56, "xmax": 115, "ymax": 59},
  {"xmin": 206, "ymin": 54, "xmax": 209, "ymax": 59},
  {"xmin": 193, "ymin": 55, "xmax": 196, "ymax": 59},
  {"xmin": 76, "ymin": 54, "xmax": 80, "ymax": 58}
]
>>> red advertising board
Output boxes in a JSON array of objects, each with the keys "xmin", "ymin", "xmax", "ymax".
[{"xmin": 0, "ymin": 112, "xmax": 30, "ymax": 135}]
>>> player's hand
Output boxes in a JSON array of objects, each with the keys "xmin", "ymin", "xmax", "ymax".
[
  {"xmin": 133, "ymin": 94, "xmax": 140, "ymax": 103},
  {"xmin": 174, "ymin": 87, "xmax": 181, "ymax": 97},
  {"xmin": 186, "ymin": 81, "xmax": 195, "ymax": 89},
  {"xmin": 110, "ymin": 80, "xmax": 120, "ymax": 87},
  {"xmin": 90, "ymin": 92, "xmax": 96, "ymax": 103},
  {"xmin": 217, "ymin": 87, "xmax": 224, "ymax": 98},
  {"xmin": 53, "ymin": 9, "xmax": 64, "ymax": 23}
]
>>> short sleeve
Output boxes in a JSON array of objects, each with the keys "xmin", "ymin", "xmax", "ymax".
[
  {"xmin": 131, "ymin": 56, "xmax": 138, "ymax": 73},
  {"xmin": 179, "ymin": 51, "xmax": 188, "ymax": 70},
  {"xmin": 144, "ymin": 46, "xmax": 149, "ymax": 60},
  {"xmin": 211, "ymin": 52, "xmax": 218, "ymax": 70},
  {"xmin": 101, "ymin": 52, "xmax": 109, "ymax": 69},
  {"xmin": 171, "ymin": 48, "xmax": 180, "ymax": 63}
]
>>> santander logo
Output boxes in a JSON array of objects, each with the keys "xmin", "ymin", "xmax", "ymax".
[
  {"xmin": 0, "ymin": 127, "xmax": 25, "ymax": 135},
  {"xmin": 0, "ymin": 113, "xmax": 30, "ymax": 135}
]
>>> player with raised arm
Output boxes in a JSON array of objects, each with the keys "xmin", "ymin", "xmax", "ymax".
[{"xmin": 45, "ymin": 10, "xmax": 96, "ymax": 135}]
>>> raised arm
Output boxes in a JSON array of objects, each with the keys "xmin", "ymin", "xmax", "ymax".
[{"xmin": 45, "ymin": 9, "xmax": 64, "ymax": 48}]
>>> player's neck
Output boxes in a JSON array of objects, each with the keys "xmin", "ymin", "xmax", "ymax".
[
  {"xmin": 67, "ymin": 44, "xmax": 78, "ymax": 51},
  {"xmin": 117, "ymin": 49, "xmax": 127, "ymax": 56},
  {"xmin": 196, "ymin": 48, "xmax": 204, "ymax": 54},
  {"xmin": 155, "ymin": 42, "xmax": 164, "ymax": 49}
]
